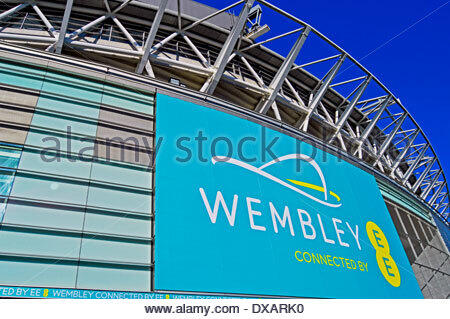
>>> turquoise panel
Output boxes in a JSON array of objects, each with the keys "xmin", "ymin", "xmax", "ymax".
[
  {"xmin": 36, "ymin": 95, "xmax": 100, "ymax": 120},
  {"xmin": 25, "ymin": 131, "xmax": 95, "ymax": 157},
  {"xmin": 0, "ymin": 145, "xmax": 21, "ymax": 169},
  {"xmin": 0, "ymin": 259, "xmax": 77, "ymax": 288},
  {"xmin": 19, "ymin": 150, "xmax": 92, "ymax": 180},
  {"xmin": 86, "ymin": 186, "xmax": 151, "ymax": 214},
  {"xmin": 79, "ymin": 237, "xmax": 150, "ymax": 264},
  {"xmin": 0, "ymin": 197, "xmax": 6, "ymax": 223},
  {"xmin": 10, "ymin": 175, "xmax": 88, "ymax": 205},
  {"xmin": 102, "ymin": 84, "xmax": 154, "ymax": 115},
  {"xmin": 3, "ymin": 202, "xmax": 85, "ymax": 231},
  {"xmin": 0, "ymin": 169, "xmax": 14, "ymax": 197},
  {"xmin": 0, "ymin": 60, "xmax": 46, "ymax": 90},
  {"xmin": 90, "ymin": 161, "xmax": 151, "ymax": 189},
  {"xmin": 0, "ymin": 228, "xmax": 81, "ymax": 258},
  {"xmin": 31, "ymin": 113, "xmax": 98, "ymax": 137},
  {"xmin": 42, "ymin": 71, "xmax": 103, "ymax": 103},
  {"xmin": 76, "ymin": 264, "xmax": 150, "ymax": 292},
  {"xmin": 83, "ymin": 210, "xmax": 151, "ymax": 238}
]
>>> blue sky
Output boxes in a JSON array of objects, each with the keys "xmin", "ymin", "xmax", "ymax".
[{"xmin": 197, "ymin": 0, "xmax": 450, "ymax": 176}]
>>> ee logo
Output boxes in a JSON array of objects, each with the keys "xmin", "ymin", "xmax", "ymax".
[{"xmin": 366, "ymin": 221, "xmax": 401, "ymax": 287}]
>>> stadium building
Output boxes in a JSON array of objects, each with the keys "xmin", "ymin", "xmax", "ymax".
[{"xmin": 0, "ymin": 0, "xmax": 448, "ymax": 299}]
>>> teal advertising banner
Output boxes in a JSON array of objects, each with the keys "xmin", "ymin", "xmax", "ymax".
[{"xmin": 154, "ymin": 94, "xmax": 423, "ymax": 298}]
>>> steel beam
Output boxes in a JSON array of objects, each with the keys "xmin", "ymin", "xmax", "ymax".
[
  {"xmin": 421, "ymin": 170, "xmax": 442, "ymax": 199},
  {"xmin": 438, "ymin": 203, "xmax": 449, "ymax": 214},
  {"xmin": 111, "ymin": 0, "xmax": 133, "ymax": 13},
  {"xmin": 404, "ymin": 144, "xmax": 426, "ymax": 160},
  {"xmin": 240, "ymin": 55, "xmax": 265, "ymax": 87},
  {"xmin": 68, "ymin": 15, "xmax": 109, "ymax": 41},
  {"xmin": 241, "ymin": 27, "xmax": 303, "ymax": 52},
  {"xmin": 112, "ymin": 16, "xmax": 154, "ymax": 76},
  {"xmin": 402, "ymin": 145, "xmax": 428, "ymax": 186},
  {"xmin": 182, "ymin": 0, "xmax": 244, "ymax": 32},
  {"xmin": 257, "ymin": 26, "xmax": 311, "ymax": 114},
  {"xmin": 182, "ymin": 34, "xmax": 209, "ymax": 67},
  {"xmin": 112, "ymin": 16, "xmax": 140, "ymax": 49},
  {"xmin": 0, "ymin": 33, "xmax": 54, "ymax": 42},
  {"xmin": 373, "ymin": 112, "xmax": 407, "ymax": 165},
  {"xmin": 292, "ymin": 54, "xmax": 340, "ymax": 70},
  {"xmin": 412, "ymin": 157, "xmax": 437, "ymax": 193},
  {"xmin": 356, "ymin": 96, "xmax": 391, "ymax": 150},
  {"xmin": 319, "ymin": 101, "xmax": 333, "ymax": 123},
  {"xmin": 61, "ymin": 2, "xmax": 131, "ymax": 46},
  {"xmin": 201, "ymin": 0, "xmax": 256, "ymax": 95},
  {"xmin": 136, "ymin": 0, "xmax": 169, "ymax": 74},
  {"xmin": 0, "ymin": 3, "xmax": 28, "ymax": 21},
  {"xmin": 285, "ymin": 78, "xmax": 306, "ymax": 108},
  {"xmin": 300, "ymin": 54, "xmax": 346, "ymax": 131},
  {"xmin": 435, "ymin": 195, "xmax": 447, "ymax": 210},
  {"xmin": 389, "ymin": 129, "xmax": 420, "ymax": 178},
  {"xmin": 148, "ymin": 32, "xmax": 178, "ymax": 55},
  {"xmin": 271, "ymin": 102, "xmax": 281, "ymax": 121},
  {"xmin": 330, "ymin": 76, "xmax": 367, "ymax": 88},
  {"xmin": 393, "ymin": 129, "xmax": 416, "ymax": 146},
  {"xmin": 358, "ymin": 96, "xmax": 389, "ymax": 108},
  {"xmin": 103, "ymin": 0, "xmax": 112, "ymax": 13},
  {"xmin": 329, "ymin": 76, "xmax": 371, "ymax": 142},
  {"xmin": 345, "ymin": 122, "xmax": 357, "ymax": 138},
  {"xmin": 31, "ymin": 4, "xmax": 58, "ymax": 37},
  {"xmin": 177, "ymin": 0, "xmax": 182, "ymax": 30},
  {"xmin": 54, "ymin": 0, "xmax": 73, "ymax": 54}
]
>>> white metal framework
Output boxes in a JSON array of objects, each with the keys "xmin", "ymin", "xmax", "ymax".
[{"xmin": 0, "ymin": 0, "xmax": 448, "ymax": 224}]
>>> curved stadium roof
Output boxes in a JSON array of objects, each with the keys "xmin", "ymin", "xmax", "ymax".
[{"xmin": 0, "ymin": 0, "xmax": 448, "ymax": 224}]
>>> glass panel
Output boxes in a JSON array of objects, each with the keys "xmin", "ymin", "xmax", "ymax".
[
  {"xmin": 0, "ymin": 61, "xmax": 46, "ymax": 90},
  {"xmin": 90, "ymin": 161, "xmax": 151, "ymax": 189},
  {"xmin": 102, "ymin": 84, "xmax": 154, "ymax": 115},
  {"xmin": 0, "ymin": 257, "xmax": 77, "ymax": 288},
  {"xmin": 25, "ymin": 131, "xmax": 95, "ymax": 157},
  {"xmin": 10, "ymin": 175, "xmax": 89, "ymax": 206},
  {"xmin": 0, "ymin": 145, "xmax": 21, "ymax": 169},
  {"xmin": 3, "ymin": 201, "xmax": 85, "ymax": 231},
  {"xmin": 36, "ymin": 95, "xmax": 100, "ymax": 120},
  {"xmin": 83, "ymin": 209, "xmax": 151, "ymax": 238},
  {"xmin": 80, "ymin": 236, "xmax": 150, "ymax": 264},
  {"xmin": 19, "ymin": 149, "xmax": 92, "ymax": 180},
  {"xmin": 0, "ymin": 227, "xmax": 81, "ymax": 259},
  {"xmin": 0, "ymin": 197, "xmax": 6, "ymax": 223},
  {"xmin": 31, "ymin": 113, "xmax": 98, "ymax": 137},
  {"xmin": 42, "ymin": 71, "xmax": 103, "ymax": 103},
  {"xmin": 76, "ymin": 264, "xmax": 150, "ymax": 292},
  {"xmin": 87, "ymin": 185, "xmax": 151, "ymax": 214},
  {"xmin": 0, "ymin": 169, "xmax": 15, "ymax": 197}
]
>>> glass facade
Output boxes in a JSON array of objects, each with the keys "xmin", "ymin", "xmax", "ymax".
[{"xmin": 0, "ymin": 59, "xmax": 154, "ymax": 292}]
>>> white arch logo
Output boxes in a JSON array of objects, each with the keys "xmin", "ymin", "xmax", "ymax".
[{"xmin": 212, "ymin": 154, "xmax": 342, "ymax": 208}]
